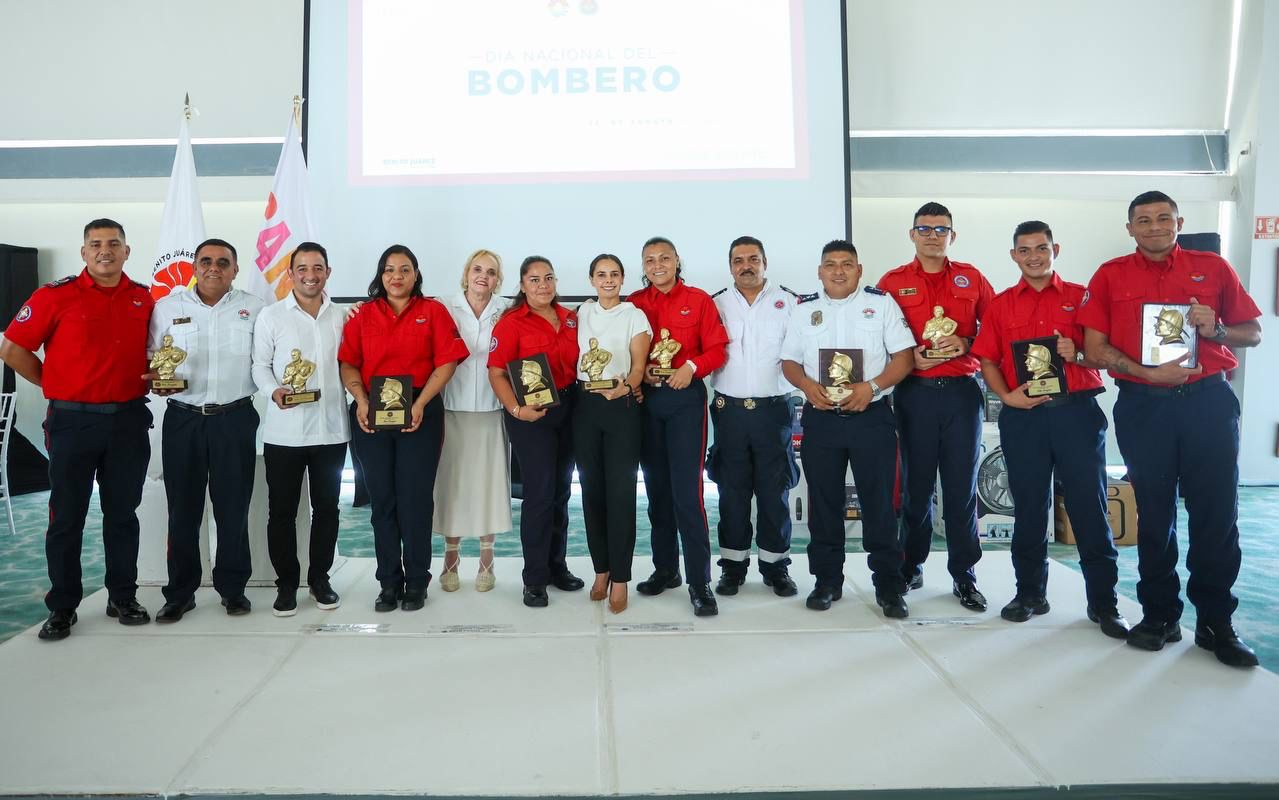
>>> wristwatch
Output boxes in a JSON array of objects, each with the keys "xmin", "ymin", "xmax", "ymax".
[
  {"xmin": 1074, "ymin": 351, "xmax": 1086, "ymax": 365},
  {"xmin": 868, "ymin": 379, "xmax": 882, "ymax": 399},
  {"xmin": 1210, "ymin": 321, "xmax": 1228, "ymax": 340}
]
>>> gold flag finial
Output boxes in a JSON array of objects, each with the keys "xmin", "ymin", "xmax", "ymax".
[{"xmin": 184, "ymin": 93, "xmax": 193, "ymax": 121}]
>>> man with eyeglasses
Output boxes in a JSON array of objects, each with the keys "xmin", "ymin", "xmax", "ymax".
[
  {"xmin": 1080, "ymin": 190, "xmax": 1262, "ymax": 668},
  {"xmin": 146, "ymin": 238, "xmax": 266, "ymax": 622},
  {"xmin": 707, "ymin": 236, "xmax": 801, "ymax": 599},
  {"xmin": 878, "ymin": 202, "xmax": 995, "ymax": 612}
]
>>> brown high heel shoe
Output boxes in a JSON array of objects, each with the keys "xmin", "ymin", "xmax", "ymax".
[
  {"xmin": 590, "ymin": 574, "xmax": 609, "ymax": 602},
  {"xmin": 608, "ymin": 582, "xmax": 628, "ymax": 614}
]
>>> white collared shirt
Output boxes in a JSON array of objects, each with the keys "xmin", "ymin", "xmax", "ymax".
[
  {"xmin": 148, "ymin": 288, "xmax": 265, "ymax": 406},
  {"xmin": 441, "ymin": 292, "xmax": 510, "ymax": 412},
  {"xmin": 575, "ymin": 300, "xmax": 651, "ymax": 382},
  {"xmin": 711, "ymin": 281, "xmax": 796, "ymax": 398},
  {"xmin": 252, "ymin": 292, "xmax": 350, "ymax": 446},
  {"xmin": 781, "ymin": 286, "xmax": 916, "ymax": 398}
]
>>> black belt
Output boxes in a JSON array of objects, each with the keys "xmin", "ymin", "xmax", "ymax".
[
  {"xmin": 1117, "ymin": 372, "xmax": 1225, "ymax": 398},
  {"xmin": 806, "ymin": 398, "xmax": 887, "ymax": 417},
  {"xmin": 169, "ymin": 397, "xmax": 254, "ymax": 416},
  {"xmin": 713, "ymin": 392, "xmax": 787, "ymax": 410},
  {"xmin": 1037, "ymin": 387, "xmax": 1104, "ymax": 409},
  {"xmin": 49, "ymin": 398, "xmax": 146, "ymax": 415},
  {"xmin": 904, "ymin": 375, "xmax": 976, "ymax": 389}
]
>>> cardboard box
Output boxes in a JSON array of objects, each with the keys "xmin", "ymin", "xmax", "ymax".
[{"xmin": 1055, "ymin": 478, "xmax": 1138, "ymax": 546}]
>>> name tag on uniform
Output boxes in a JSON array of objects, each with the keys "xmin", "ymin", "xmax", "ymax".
[
  {"xmin": 897, "ymin": 288, "xmax": 917, "ymax": 297},
  {"xmin": 172, "ymin": 317, "xmax": 192, "ymax": 325}
]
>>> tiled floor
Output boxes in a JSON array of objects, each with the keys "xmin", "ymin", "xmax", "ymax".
[{"xmin": 1, "ymin": 553, "xmax": 1276, "ymax": 798}]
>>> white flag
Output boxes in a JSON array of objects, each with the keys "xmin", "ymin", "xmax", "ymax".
[
  {"xmin": 150, "ymin": 117, "xmax": 206, "ymax": 299},
  {"xmin": 246, "ymin": 109, "xmax": 316, "ymax": 303}
]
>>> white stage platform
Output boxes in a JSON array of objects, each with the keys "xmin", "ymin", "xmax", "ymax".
[{"xmin": 1, "ymin": 553, "xmax": 1277, "ymax": 799}]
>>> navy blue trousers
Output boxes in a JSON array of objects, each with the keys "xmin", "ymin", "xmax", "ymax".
[
  {"xmin": 505, "ymin": 389, "xmax": 575, "ymax": 587},
  {"xmin": 801, "ymin": 401, "xmax": 906, "ymax": 592},
  {"xmin": 43, "ymin": 400, "xmax": 152, "ymax": 611},
  {"xmin": 641, "ymin": 380, "xmax": 712, "ymax": 584},
  {"xmin": 162, "ymin": 401, "xmax": 258, "ymax": 603},
  {"xmin": 1113, "ymin": 376, "xmax": 1241, "ymax": 623},
  {"xmin": 895, "ymin": 376, "xmax": 983, "ymax": 585},
  {"xmin": 998, "ymin": 396, "xmax": 1118, "ymax": 609},
  {"xmin": 349, "ymin": 396, "xmax": 444, "ymax": 590},
  {"xmin": 709, "ymin": 394, "xmax": 794, "ymax": 578}
]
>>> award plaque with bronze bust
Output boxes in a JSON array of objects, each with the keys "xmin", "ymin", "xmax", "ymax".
[
  {"xmin": 921, "ymin": 305, "xmax": 960, "ymax": 359},
  {"xmin": 647, "ymin": 327, "xmax": 682, "ymax": 379},
  {"xmin": 507, "ymin": 353, "xmax": 561, "ymax": 408},
  {"xmin": 369, "ymin": 375, "xmax": 414, "ymax": 429},
  {"xmin": 149, "ymin": 334, "xmax": 188, "ymax": 392},
  {"xmin": 281, "ymin": 347, "xmax": 321, "ymax": 405},
  {"xmin": 579, "ymin": 337, "xmax": 617, "ymax": 391},
  {"xmin": 1140, "ymin": 303, "xmax": 1198, "ymax": 368},
  {"xmin": 1011, "ymin": 336, "xmax": 1068, "ymax": 400},
  {"xmin": 818, "ymin": 348, "xmax": 863, "ymax": 403}
]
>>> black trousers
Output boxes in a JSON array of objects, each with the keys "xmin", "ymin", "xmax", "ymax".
[
  {"xmin": 263, "ymin": 441, "xmax": 346, "ymax": 589},
  {"xmin": 895, "ymin": 376, "xmax": 984, "ymax": 585},
  {"xmin": 43, "ymin": 400, "xmax": 152, "ymax": 611},
  {"xmin": 999, "ymin": 396, "xmax": 1118, "ymax": 609},
  {"xmin": 505, "ymin": 388, "xmax": 575, "ymax": 587},
  {"xmin": 573, "ymin": 390, "xmax": 641, "ymax": 582},
  {"xmin": 1113, "ymin": 376, "xmax": 1241, "ymax": 624},
  {"xmin": 801, "ymin": 401, "xmax": 906, "ymax": 592},
  {"xmin": 709, "ymin": 394, "xmax": 794, "ymax": 578},
  {"xmin": 349, "ymin": 396, "xmax": 444, "ymax": 589},
  {"xmin": 641, "ymin": 380, "xmax": 712, "ymax": 584},
  {"xmin": 161, "ymin": 401, "xmax": 259, "ymax": 603}
]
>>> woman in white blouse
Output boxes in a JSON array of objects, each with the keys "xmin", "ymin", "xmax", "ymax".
[
  {"xmin": 573, "ymin": 253, "xmax": 652, "ymax": 613},
  {"xmin": 433, "ymin": 250, "xmax": 513, "ymax": 591}
]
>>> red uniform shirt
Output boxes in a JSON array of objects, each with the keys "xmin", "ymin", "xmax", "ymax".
[
  {"xmin": 487, "ymin": 302, "xmax": 579, "ymax": 389},
  {"xmin": 4, "ymin": 269, "xmax": 153, "ymax": 403},
  {"xmin": 877, "ymin": 258, "xmax": 995, "ymax": 378},
  {"xmin": 338, "ymin": 295, "xmax": 470, "ymax": 390},
  {"xmin": 1077, "ymin": 245, "xmax": 1260, "ymax": 385},
  {"xmin": 627, "ymin": 280, "xmax": 728, "ymax": 377},
  {"xmin": 971, "ymin": 272, "xmax": 1103, "ymax": 394}
]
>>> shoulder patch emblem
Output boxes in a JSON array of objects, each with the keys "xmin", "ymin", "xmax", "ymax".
[
  {"xmin": 44, "ymin": 276, "xmax": 75, "ymax": 288},
  {"xmin": 15, "ymin": 305, "xmax": 31, "ymax": 323},
  {"xmin": 865, "ymin": 286, "xmax": 886, "ymax": 295},
  {"xmin": 897, "ymin": 287, "xmax": 917, "ymax": 296},
  {"xmin": 1081, "ymin": 290, "xmax": 1090, "ymax": 306},
  {"xmin": 810, "ymin": 310, "xmax": 823, "ymax": 326},
  {"xmin": 565, "ymin": 316, "xmax": 577, "ymax": 329},
  {"xmin": 953, "ymin": 274, "xmax": 970, "ymax": 288},
  {"xmin": 489, "ymin": 336, "xmax": 498, "ymax": 352}
]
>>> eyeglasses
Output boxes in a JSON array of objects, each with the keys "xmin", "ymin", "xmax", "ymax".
[{"xmin": 912, "ymin": 225, "xmax": 953, "ymax": 237}]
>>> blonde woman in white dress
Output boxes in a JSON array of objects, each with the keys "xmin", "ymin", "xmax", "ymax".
[{"xmin": 433, "ymin": 250, "xmax": 513, "ymax": 590}]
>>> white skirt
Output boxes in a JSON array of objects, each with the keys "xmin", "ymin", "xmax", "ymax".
[{"xmin": 433, "ymin": 409, "xmax": 513, "ymax": 538}]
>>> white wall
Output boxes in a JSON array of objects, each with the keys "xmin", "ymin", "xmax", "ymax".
[
  {"xmin": 1227, "ymin": 0, "xmax": 1279, "ymax": 485},
  {"xmin": 848, "ymin": 0, "xmax": 1232, "ymax": 131},
  {"xmin": 0, "ymin": 0, "xmax": 303, "ymax": 140}
]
